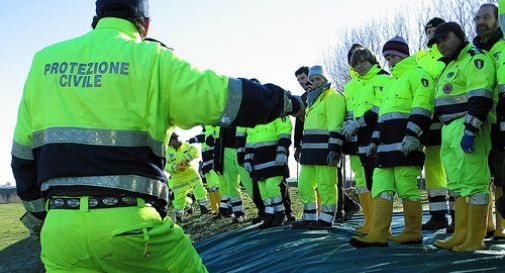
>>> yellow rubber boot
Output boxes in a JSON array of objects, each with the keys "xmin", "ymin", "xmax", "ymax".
[
  {"xmin": 390, "ymin": 199, "xmax": 423, "ymax": 244},
  {"xmin": 453, "ymin": 203, "xmax": 488, "ymax": 252},
  {"xmin": 209, "ymin": 190, "xmax": 221, "ymax": 214},
  {"xmin": 434, "ymin": 196, "xmax": 468, "ymax": 249},
  {"xmin": 494, "ymin": 187, "xmax": 505, "ymax": 239},
  {"xmin": 356, "ymin": 192, "xmax": 373, "ymax": 234},
  {"xmin": 350, "ymin": 198, "xmax": 393, "ymax": 248},
  {"xmin": 487, "ymin": 188, "xmax": 496, "ymax": 237}
]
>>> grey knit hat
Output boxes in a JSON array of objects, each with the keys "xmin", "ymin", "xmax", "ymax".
[{"xmin": 308, "ymin": 65, "xmax": 329, "ymax": 82}]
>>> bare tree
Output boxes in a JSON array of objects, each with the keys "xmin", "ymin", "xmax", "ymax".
[{"xmin": 323, "ymin": 0, "xmax": 498, "ymax": 90}]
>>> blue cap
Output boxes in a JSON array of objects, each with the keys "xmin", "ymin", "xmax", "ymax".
[{"xmin": 96, "ymin": 0, "xmax": 149, "ymax": 18}]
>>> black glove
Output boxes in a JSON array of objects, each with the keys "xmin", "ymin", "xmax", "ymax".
[{"xmin": 205, "ymin": 135, "xmax": 215, "ymax": 147}]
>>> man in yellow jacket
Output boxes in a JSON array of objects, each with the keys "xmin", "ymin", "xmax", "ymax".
[
  {"xmin": 166, "ymin": 133, "xmax": 208, "ymax": 221},
  {"xmin": 431, "ymin": 22, "xmax": 495, "ymax": 252},
  {"xmin": 11, "ymin": 1, "xmax": 304, "ymax": 271},
  {"xmin": 416, "ymin": 17, "xmax": 452, "ymax": 232},
  {"xmin": 350, "ymin": 36, "xmax": 435, "ymax": 248},
  {"xmin": 244, "ymin": 116, "xmax": 292, "ymax": 228},
  {"xmin": 343, "ymin": 46, "xmax": 391, "ymax": 234},
  {"xmin": 473, "ymin": 3, "xmax": 505, "ymax": 239}
]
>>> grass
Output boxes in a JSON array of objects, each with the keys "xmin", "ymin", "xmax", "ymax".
[
  {"xmin": 179, "ymin": 187, "xmax": 305, "ymax": 243},
  {"xmin": 177, "ymin": 186, "xmax": 428, "ymax": 243},
  {"xmin": 0, "ymin": 203, "xmax": 30, "ymax": 250}
]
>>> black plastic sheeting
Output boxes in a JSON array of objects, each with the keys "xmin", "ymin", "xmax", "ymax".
[{"xmin": 195, "ymin": 211, "xmax": 505, "ymax": 273}]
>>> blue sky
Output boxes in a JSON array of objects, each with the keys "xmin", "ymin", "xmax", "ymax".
[{"xmin": 0, "ymin": 0, "xmax": 413, "ymax": 185}]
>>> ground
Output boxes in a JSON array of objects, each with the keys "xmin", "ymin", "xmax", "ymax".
[{"xmin": 0, "ymin": 187, "xmax": 428, "ymax": 272}]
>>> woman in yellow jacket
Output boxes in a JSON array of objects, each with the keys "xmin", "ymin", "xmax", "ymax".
[
  {"xmin": 292, "ymin": 65, "xmax": 346, "ymax": 229},
  {"xmin": 342, "ymin": 47, "xmax": 391, "ymax": 234}
]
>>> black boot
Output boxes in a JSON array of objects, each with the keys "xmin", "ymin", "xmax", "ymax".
[
  {"xmin": 291, "ymin": 220, "xmax": 317, "ymax": 229},
  {"xmin": 334, "ymin": 212, "xmax": 344, "ymax": 224},
  {"xmin": 270, "ymin": 212, "xmax": 285, "ymax": 227},
  {"xmin": 421, "ymin": 211, "xmax": 448, "ymax": 230},
  {"xmin": 214, "ymin": 207, "xmax": 232, "ymax": 219},
  {"xmin": 285, "ymin": 212, "xmax": 296, "ymax": 222},
  {"xmin": 200, "ymin": 205, "xmax": 209, "ymax": 215},
  {"xmin": 344, "ymin": 206, "xmax": 360, "ymax": 222},
  {"xmin": 186, "ymin": 205, "xmax": 194, "ymax": 215},
  {"xmin": 259, "ymin": 213, "xmax": 275, "ymax": 229},
  {"xmin": 252, "ymin": 211, "xmax": 265, "ymax": 224},
  {"xmin": 307, "ymin": 219, "xmax": 333, "ymax": 230},
  {"xmin": 233, "ymin": 212, "xmax": 245, "ymax": 223}
]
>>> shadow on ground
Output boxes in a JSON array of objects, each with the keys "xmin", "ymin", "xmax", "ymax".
[{"xmin": 0, "ymin": 237, "xmax": 43, "ymax": 273}]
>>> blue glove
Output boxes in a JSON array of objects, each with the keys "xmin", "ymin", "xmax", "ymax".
[{"xmin": 460, "ymin": 132, "xmax": 475, "ymax": 153}]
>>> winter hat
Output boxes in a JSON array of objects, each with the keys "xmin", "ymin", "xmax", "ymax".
[
  {"xmin": 347, "ymin": 43, "xmax": 364, "ymax": 65},
  {"xmin": 428, "ymin": 22, "xmax": 467, "ymax": 47},
  {"xmin": 425, "ymin": 17, "xmax": 446, "ymax": 32},
  {"xmin": 308, "ymin": 65, "xmax": 329, "ymax": 82},
  {"xmin": 382, "ymin": 36, "xmax": 410, "ymax": 58}
]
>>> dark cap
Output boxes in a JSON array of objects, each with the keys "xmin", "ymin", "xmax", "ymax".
[
  {"xmin": 425, "ymin": 17, "xmax": 445, "ymax": 32},
  {"xmin": 96, "ymin": 0, "xmax": 149, "ymax": 18},
  {"xmin": 347, "ymin": 44, "xmax": 364, "ymax": 65},
  {"xmin": 428, "ymin": 22, "xmax": 467, "ymax": 47}
]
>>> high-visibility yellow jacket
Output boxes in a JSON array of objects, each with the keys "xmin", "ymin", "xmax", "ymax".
[
  {"xmin": 415, "ymin": 45, "xmax": 446, "ymax": 147},
  {"xmin": 373, "ymin": 56, "xmax": 434, "ymax": 168},
  {"xmin": 474, "ymin": 30, "xmax": 505, "ymax": 150},
  {"xmin": 11, "ymin": 17, "xmax": 299, "ymax": 212},
  {"xmin": 434, "ymin": 43, "xmax": 495, "ymax": 137},
  {"xmin": 415, "ymin": 45, "xmax": 445, "ymax": 80},
  {"xmin": 342, "ymin": 70, "xmax": 359, "ymax": 155},
  {"xmin": 300, "ymin": 85, "xmax": 346, "ymax": 166},
  {"xmin": 244, "ymin": 117, "xmax": 292, "ymax": 181},
  {"xmin": 166, "ymin": 143, "xmax": 200, "ymax": 184},
  {"xmin": 350, "ymin": 65, "xmax": 391, "ymax": 152}
]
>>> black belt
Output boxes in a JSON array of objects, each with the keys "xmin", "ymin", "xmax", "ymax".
[{"xmin": 48, "ymin": 196, "xmax": 143, "ymax": 210}]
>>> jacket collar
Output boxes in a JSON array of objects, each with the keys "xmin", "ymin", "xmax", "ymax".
[
  {"xmin": 473, "ymin": 28, "xmax": 503, "ymax": 51},
  {"xmin": 359, "ymin": 64, "xmax": 381, "ymax": 80},
  {"xmin": 95, "ymin": 17, "xmax": 142, "ymax": 41},
  {"xmin": 306, "ymin": 83, "xmax": 330, "ymax": 107},
  {"xmin": 390, "ymin": 56, "xmax": 418, "ymax": 78}
]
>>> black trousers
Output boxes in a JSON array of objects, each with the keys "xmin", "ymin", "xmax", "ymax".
[
  {"xmin": 251, "ymin": 178, "xmax": 292, "ymax": 216},
  {"xmin": 336, "ymin": 167, "xmax": 359, "ymax": 216}
]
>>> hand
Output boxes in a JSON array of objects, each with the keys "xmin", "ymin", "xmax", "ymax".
[
  {"xmin": 243, "ymin": 162, "xmax": 254, "ymax": 173},
  {"xmin": 294, "ymin": 148, "xmax": 301, "ymax": 162},
  {"xmin": 205, "ymin": 135, "xmax": 215, "ymax": 147},
  {"xmin": 363, "ymin": 143, "xmax": 377, "ymax": 157},
  {"xmin": 342, "ymin": 119, "xmax": 360, "ymax": 139},
  {"xmin": 460, "ymin": 132, "xmax": 475, "ymax": 153},
  {"xmin": 326, "ymin": 150, "xmax": 341, "ymax": 166},
  {"xmin": 20, "ymin": 212, "xmax": 44, "ymax": 239},
  {"xmin": 401, "ymin": 135, "xmax": 420, "ymax": 156},
  {"xmin": 275, "ymin": 153, "xmax": 288, "ymax": 165},
  {"xmin": 176, "ymin": 161, "xmax": 188, "ymax": 172}
]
